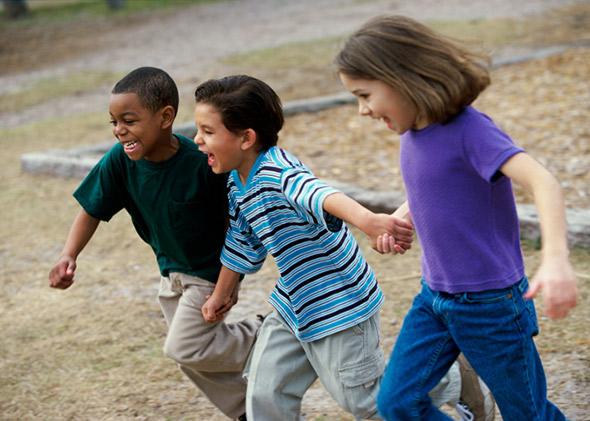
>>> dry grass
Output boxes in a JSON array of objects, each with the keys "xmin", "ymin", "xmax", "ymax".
[{"xmin": 1, "ymin": 2, "xmax": 589, "ymax": 420}]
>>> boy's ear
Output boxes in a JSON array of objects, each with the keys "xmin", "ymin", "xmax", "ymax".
[
  {"xmin": 160, "ymin": 105, "xmax": 176, "ymax": 129},
  {"xmin": 241, "ymin": 129, "xmax": 257, "ymax": 151}
]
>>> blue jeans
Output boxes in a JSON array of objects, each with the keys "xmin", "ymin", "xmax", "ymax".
[{"xmin": 377, "ymin": 277, "xmax": 566, "ymax": 420}]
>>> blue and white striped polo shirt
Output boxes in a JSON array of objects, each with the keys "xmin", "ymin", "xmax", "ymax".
[{"xmin": 221, "ymin": 147, "xmax": 383, "ymax": 342}]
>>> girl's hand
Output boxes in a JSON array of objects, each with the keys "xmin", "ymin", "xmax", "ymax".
[
  {"xmin": 524, "ymin": 256, "xmax": 578, "ymax": 319},
  {"xmin": 374, "ymin": 233, "xmax": 408, "ymax": 254}
]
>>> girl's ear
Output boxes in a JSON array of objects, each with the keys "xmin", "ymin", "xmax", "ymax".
[
  {"xmin": 160, "ymin": 105, "xmax": 176, "ymax": 129},
  {"xmin": 241, "ymin": 128, "xmax": 258, "ymax": 151}
]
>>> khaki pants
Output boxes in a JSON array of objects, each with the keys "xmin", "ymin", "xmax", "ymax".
[
  {"xmin": 158, "ymin": 273, "xmax": 261, "ymax": 419},
  {"xmin": 245, "ymin": 311, "xmax": 461, "ymax": 421}
]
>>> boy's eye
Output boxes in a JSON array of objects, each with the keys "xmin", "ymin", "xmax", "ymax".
[{"xmin": 109, "ymin": 120, "xmax": 116, "ymax": 126}]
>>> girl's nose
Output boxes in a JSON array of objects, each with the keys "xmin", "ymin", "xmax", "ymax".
[{"xmin": 358, "ymin": 102, "xmax": 370, "ymax": 116}]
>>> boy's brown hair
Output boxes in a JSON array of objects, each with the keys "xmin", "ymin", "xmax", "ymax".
[
  {"xmin": 194, "ymin": 75, "xmax": 284, "ymax": 151},
  {"xmin": 335, "ymin": 15, "xmax": 491, "ymax": 124}
]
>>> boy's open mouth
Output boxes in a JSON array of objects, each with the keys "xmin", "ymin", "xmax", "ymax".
[
  {"xmin": 206, "ymin": 153, "xmax": 215, "ymax": 166},
  {"xmin": 123, "ymin": 141, "xmax": 138, "ymax": 152}
]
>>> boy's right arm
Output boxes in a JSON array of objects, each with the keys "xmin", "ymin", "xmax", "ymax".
[{"xmin": 48, "ymin": 209, "xmax": 100, "ymax": 289}]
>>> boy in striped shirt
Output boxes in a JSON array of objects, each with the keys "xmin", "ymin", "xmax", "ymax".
[{"xmin": 193, "ymin": 75, "xmax": 478, "ymax": 420}]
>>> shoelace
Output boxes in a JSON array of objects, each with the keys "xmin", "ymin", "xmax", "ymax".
[{"xmin": 455, "ymin": 401, "xmax": 474, "ymax": 421}]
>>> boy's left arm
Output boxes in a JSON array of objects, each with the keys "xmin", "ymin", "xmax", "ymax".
[
  {"xmin": 500, "ymin": 152, "xmax": 578, "ymax": 319},
  {"xmin": 323, "ymin": 192, "xmax": 413, "ymax": 253},
  {"xmin": 202, "ymin": 265, "xmax": 242, "ymax": 323}
]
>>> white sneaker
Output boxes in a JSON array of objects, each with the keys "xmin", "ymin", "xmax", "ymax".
[{"xmin": 455, "ymin": 401, "xmax": 474, "ymax": 421}]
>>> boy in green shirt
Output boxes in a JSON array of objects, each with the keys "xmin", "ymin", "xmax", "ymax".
[{"xmin": 49, "ymin": 67, "xmax": 258, "ymax": 420}]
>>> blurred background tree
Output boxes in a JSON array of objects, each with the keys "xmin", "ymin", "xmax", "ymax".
[{"xmin": 2, "ymin": 0, "xmax": 29, "ymax": 19}]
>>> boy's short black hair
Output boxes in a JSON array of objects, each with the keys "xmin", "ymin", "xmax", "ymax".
[
  {"xmin": 194, "ymin": 75, "xmax": 284, "ymax": 150},
  {"xmin": 112, "ymin": 67, "xmax": 179, "ymax": 114}
]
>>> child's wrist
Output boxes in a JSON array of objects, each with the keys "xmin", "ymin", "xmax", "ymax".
[
  {"xmin": 210, "ymin": 289, "xmax": 231, "ymax": 302},
  {"xmin": 358, "ymin": 209, "xmax": 376, "ymax": 234},
  {"xmin": 541, "ymin": 247, "xmax": 570, "ymax": 261}
]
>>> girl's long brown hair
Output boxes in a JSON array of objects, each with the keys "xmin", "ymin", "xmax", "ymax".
[{"xmin": 335, "ymin": 15, "xmax": 491, "ymax": 124}]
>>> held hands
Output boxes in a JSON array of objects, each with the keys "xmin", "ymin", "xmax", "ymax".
[
  {"xmin": 524, "ymin": 256, "xmax": 578, "ymax": 320},
  {"xmin": 202, "ymin": 283, "xmax": 239, "ymax": 323},
  {"xmin": 48, "ymin": 255, "xmax": 77, "ymax": 289},
  {"xmin": 366, "ymin": 213, "xmax": 414, "ymax": 255}
]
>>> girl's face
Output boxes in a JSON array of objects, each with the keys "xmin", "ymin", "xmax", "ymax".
[
  {"xmin": 339, "ymin": 73, "xmax": 423, "ymax": 134},
  {"xmin": 194, "ymin": 102, "xmax": 253, "ymax": 178}
]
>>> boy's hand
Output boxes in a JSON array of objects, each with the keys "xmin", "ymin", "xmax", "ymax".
[
  {"xmin": 48, "ymin": 255, "xmax": 77, "ymax": 289},
  {"xmin": 524, "ymin": 256, "xmax": 578, "ymax": 319},
  {"xmin": 202, "ymin": 286, "xmax": 239, "ymax": 323}
]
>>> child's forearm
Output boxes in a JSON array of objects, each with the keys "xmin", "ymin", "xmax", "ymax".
[
  {"xmin": 213, "ymin": 265, "xmax": 242, "ymax": 299},
  {"xmin": 392, "ymin": 200, "xmax": 410, "ymax": 221},
  {"xmin": 61, "ymin": 209, "xmax": 100, "ymax": 259},
  {"xmin": 323, "ymin": 192, "xmax": 373, "ymax": 233},
  {"xmin": 534, "ymin": 175, "xmax": 569, "ymax": 258}
]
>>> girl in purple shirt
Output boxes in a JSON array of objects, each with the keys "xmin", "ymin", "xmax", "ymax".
[{"xmin": 336, "ymin": 15, "xmax": 578, "ymax": 421}]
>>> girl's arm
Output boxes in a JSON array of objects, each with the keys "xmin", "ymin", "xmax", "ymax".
[
  {"xmin": 49, "ymin": 208, "xmax": 100, "ymax": 289},
  {"xmin": 323, "ymin": 192, "xmax": 413, "ymax": 252},
  {"xmin": 500, "ymin": 152, "xmax": 578, "ymax": 319}
]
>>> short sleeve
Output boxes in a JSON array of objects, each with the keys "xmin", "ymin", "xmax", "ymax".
[
  {"xmin": 462, "ymin": 111, "xmax": 524, "ymax": 183},
  {"xmin": 281, "ymin": 167, "xmax": 341, "ymax": 229},
  {"xmin": 73, "ymin": 144, "xmax": 125, "ymax": 221},
  {"xmin": 220, "ymin": 193, "xmax": 267, "ymax": 274}
]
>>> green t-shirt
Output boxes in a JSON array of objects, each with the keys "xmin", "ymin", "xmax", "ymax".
[{"xmin": 74, "ymin": 134, "xmax": 228, "ymax": 282}]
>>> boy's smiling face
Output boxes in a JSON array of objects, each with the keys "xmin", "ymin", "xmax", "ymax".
[
  {"xmin": 194, "ymin": 102, "xmax": 256, "ymax": 179},
  {"xmin": 109, "ymin": 92, "xmax": 173, "ymax": 161}
]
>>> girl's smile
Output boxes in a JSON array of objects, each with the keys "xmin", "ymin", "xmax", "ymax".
[{"xmin": 339, "ymin": 73, "xmax": 425, "ymax": 134}]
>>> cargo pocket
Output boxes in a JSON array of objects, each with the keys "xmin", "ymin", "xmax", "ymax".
[{"xmin": 338, "ymin": 350, "xmax": 385, "ymax": 419}]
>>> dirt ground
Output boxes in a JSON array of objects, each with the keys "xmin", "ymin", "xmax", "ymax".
[{"xmin": 1, "ymin": 0, "xmax": 589, "ymax": 420}]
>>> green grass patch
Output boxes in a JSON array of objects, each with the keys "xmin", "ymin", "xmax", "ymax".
[
  {"xmin": 220, "ymin": 19, "xmax": 516, "ymax": 73},
  {"xmin": 222, "ymin": 35, "xmax": 345, "ymax": 70},
  {"xmin": 1, "ymin": 0, "xmax": 218, "ymax": 26},
  {"xmin": 0, "ymin": 70, "xmax": 124, "ymax": 113},
  {"xmin": 427, "ymin": 18, "xmax": 531, "ymax": 48}
]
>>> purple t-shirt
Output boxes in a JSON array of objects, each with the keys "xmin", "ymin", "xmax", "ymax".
[{"xmin": 400, "ymin": 106, "xmax": 525, "ymax": 293}]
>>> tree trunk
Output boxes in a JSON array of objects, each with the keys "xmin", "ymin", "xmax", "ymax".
[{"xmin": 2, "ymin": 0, "xmax": 29, "ymax": 19}]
